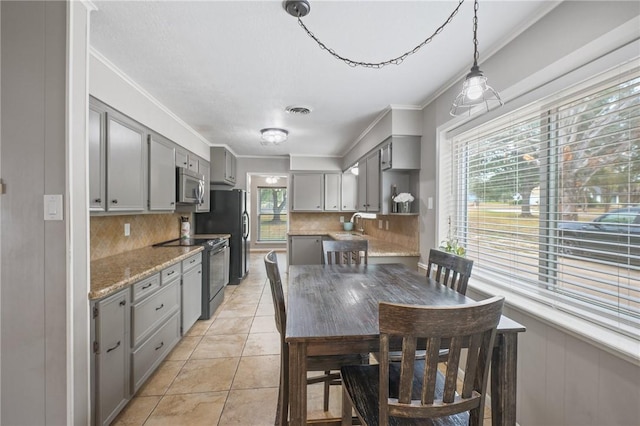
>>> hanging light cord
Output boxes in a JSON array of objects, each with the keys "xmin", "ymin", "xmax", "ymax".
[
  {"xmin": 471, "ymin": 0, "xmax": 479, "ymax": 67},
  {"xmin": 294, "ymin": 0, "xmax": 466, "ymax": 69}
]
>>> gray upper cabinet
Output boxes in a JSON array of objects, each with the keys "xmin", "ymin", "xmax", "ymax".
[
  {"xmin": 357, "ymin": 150, "xmax": 381, "ymax": 212},
  {"xmin": 210, "ymin": 146, "xmax": 236, "ymax": 185},
  {"xmin": 106, "ymin": 113, "xmax": 146, "ymax": 211},
  {"xmin": 324, "ymin": 173, "xmax": 341, "ymax": 211},
  {"xmin": 89, "ymin": 102, "xmax": 107, "ymax": 212},
  {"xmin": 93, "ymin": 288, "xmax": 130, "ymax": 426},
  {"xmin": 196, "ymin": 161, "xmax": 210, "ymax": 212},
  {"xmin": 148, "ymin": 134, "xmax": 176, "ymax": 211},
  {"xmin": 175, "ymin": 150, "xmax": 189, "ymax": 169},
  {"xmin": 341, "ymin": 172, "xmax": 358, "ymax": 212},
  {"xmin": 380, "ymin": 136, "xmax": 421, "ymax": 171},
  {"xmin": 292, "ymin": 173, "xmax": 323, "ymax": 211}
]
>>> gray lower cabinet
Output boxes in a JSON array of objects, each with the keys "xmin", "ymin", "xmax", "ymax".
[
  {"xmin": 131, "ymin": 270, "xmax": 181, "ymax": 393},
  {"xmin": 148, "ymin": 133, "xmax": 176, "ymax": 211},
  {"xmin": 93, "ymin": 288, "xmax": 130, "ymax": 426},
  {"xmin": 289, "ymin": 235, "xmax": 324, "ymax": 265},
  {"xmin": 181, "ymin": 253, "xmax": 202, "ymax": 334}
]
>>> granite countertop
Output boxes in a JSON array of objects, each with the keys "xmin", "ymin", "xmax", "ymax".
[
  {"xmin": 193, "ymin": 233, "xmax": 231, "ymax": 239},
  {"xmin": 90, "ymin": 245, "xmax": 204, "ymax": 300},
  {"xmin": 287, "ymin": 230, "xmax": 420, "ymax": 257}
]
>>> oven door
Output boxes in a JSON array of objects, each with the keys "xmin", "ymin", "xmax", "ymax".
[{"xmin": 209, "ymin": 244, "xmax": 227, "ymax": 299}]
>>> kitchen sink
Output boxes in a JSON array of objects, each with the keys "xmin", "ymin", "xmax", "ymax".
[{"xmin": 333, "ymin": 232, "xmax": 364, "ymax": 238}]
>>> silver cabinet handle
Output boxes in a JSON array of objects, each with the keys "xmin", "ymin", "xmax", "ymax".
[{"xmin": 106, "ymin": 341, "xmax": 121, "ymax": 353}]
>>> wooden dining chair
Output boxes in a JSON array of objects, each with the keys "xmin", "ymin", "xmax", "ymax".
[
  {"xmin": 322, "ymin": 239, "xmax": 369, "ymax": 265},
  {"xmin": 383, "ymin": 250, "xmax": 475, "ymax": 364},
  {"xmin": 427, "ymin": 248, "xmax": 474, "ymax": 295},
  {"xmin": 264, "ymin": 251, "xmax": 368, "ymax": 425},
  {"xmin": 340, "ymin": 296, "xmax": 504, "ymax": 426}
]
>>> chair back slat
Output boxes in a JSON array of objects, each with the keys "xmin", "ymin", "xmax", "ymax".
[
  {"xmin": 378, "ymin": 296, "xmax": 504, "ymax": 423},
  {"xmin": 427, "ymin": 249, "xmax": 474, "ymax": 295},
  {"xmin": 322, "ymin": 239, "xmax": 368, "ymax": 265},
  {"xmin": 264, "ymin": 251, "xmax": 286, "ymax": 336}
]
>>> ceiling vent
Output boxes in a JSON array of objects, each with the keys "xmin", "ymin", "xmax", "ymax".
[{"xmin": 286, "ymin": 106, "xmax": 312, "ymax": 115}]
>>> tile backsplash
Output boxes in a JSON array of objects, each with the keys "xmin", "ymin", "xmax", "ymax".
[
  {"xmin": 90, "ymin": 213, "xmax": 188, "ymax": 260},
  {"xmin": 289, "ymin": 212, "xmax": 418, "ymax": 251}
]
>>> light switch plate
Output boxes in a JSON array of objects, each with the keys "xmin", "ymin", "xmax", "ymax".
[
  {"xmin": 44, "ymin": 194, "xmax": 63, "ymax": 221},
  {"xmin": 124, "ymin": 223, "xmax": 131, "ymax": 236}
]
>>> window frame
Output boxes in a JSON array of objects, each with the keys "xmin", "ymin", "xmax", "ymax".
[{"xmin": 437, "ymin": 59, "xmax": 640, "ymax": 364}]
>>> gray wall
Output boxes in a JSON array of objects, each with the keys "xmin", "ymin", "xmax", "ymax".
[
  {"xmin": 2, "ymin": 2, "xmax": 66, "ymax": 424},
  {"xmin": 234, "ymin": 156, "xmax": 290, "ymax": 190},
  {"xmin": 1, "ymin": 2, "xmax": 91, "ymax": 424},
  {"xmin": 417, "ymin": 1, "xmax": 640, "ymax": 424}
]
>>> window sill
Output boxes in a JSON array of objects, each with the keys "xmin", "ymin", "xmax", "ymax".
[{"xmin": 468, "ymin": 273, "xmax": 640, "ymax": 367}]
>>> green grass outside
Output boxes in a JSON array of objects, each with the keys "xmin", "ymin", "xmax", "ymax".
[{"xmin": 258, "ymin": 214, "xmax": 287, "ymax": 242}]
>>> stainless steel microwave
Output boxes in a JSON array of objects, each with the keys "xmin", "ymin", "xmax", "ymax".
[{"xmin": 176, "ymin": 168, "xmax": 205, "ymax": 204}]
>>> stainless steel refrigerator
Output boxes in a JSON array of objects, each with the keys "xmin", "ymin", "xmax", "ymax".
[{"xmin": 195, "ymin": 189, "xmax": 249, "ymax": 284}]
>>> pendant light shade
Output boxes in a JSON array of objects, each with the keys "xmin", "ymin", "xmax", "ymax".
[
  {"xmin": 450, "ymin": 64, "xmax": 502, "ymax": 116},
  {"xmin": 450, "ymin": 0, "xmax": 503, "ymax": 116}
]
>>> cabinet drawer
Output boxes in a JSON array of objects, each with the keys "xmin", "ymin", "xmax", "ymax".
[
  {"xmin": 131, "ymin": 274, "xmax": 160, "ymax": 303},
  {"xmin": 182, "ymin": 253, "xmax": 202, "ymax": 272},
  {"xmin": 161, "ymin": 263, "xmax": 181, "ymax": 283},
  {"xmin": 131, "ymin": 311, "xmax": 180, "ymax": 393},
  {"xmin": 131, "ymin": 280, "xmax": 180, "ymax": 348}
]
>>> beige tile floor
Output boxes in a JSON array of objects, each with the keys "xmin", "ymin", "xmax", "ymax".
[{"xmin": 113, "ymin": 251, "xmax": 492, "ymax": 426}]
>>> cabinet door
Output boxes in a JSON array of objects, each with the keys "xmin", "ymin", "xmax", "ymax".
[
  {"xmin": 225, "ymin": 150, "xmax": 236, "ymax": 184},
  {"xmin": 357, "ymin": 164, "xmax": 367, "ymax": 211},
  {"xmin": 341, "ymin": 173, "xmax": 358, "ymax": 211},
  {"xmin": 148, "ymin": 135, "xmax": 176, "ymax": 211},
  {"xmin": 94, "ymin": 289, "xmax": 129, "ymax": 426},
  {"xmin": 181, "ymin": 264, "xmax": 202, "ymax": 334},
  {"xmin": 380, "ymin": 143, "xmax": 392, "ymax": 170},
  {"xmin": 365, "ymin": 151, "xmax": 381, "ymax": 212},
  {"xmin": 176, "ymin": 150, "xmax": 189, "ymax": 169},
  {"xmin": 107, "ymin": 114, "xmax": 145, "ymax": 211},
  {"xmin": 196, "ymin": 162, "xmax": 210, "ymax": 212},
  {"xmin": 289, "ymin": 236, "xmax": 323, "ymax": 265},
  {"xmin": 89, "ymin": 104, "xmax": 106, "ymax": 211},
  {"xmin": 188, "ymin": 155, "xmax": 198, "ymax": 172},
  {"xmin": 324, "ymin": 174, "xmax": 341, "ymax": 211},
  {"xmin": 292, "ymin": 174, "xmax": 323, "ymax": 211}
]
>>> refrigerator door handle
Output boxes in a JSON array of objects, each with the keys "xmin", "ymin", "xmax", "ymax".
[{"xmin": 242, "ymin": 211, "xmax": 250, "ymax": 239}]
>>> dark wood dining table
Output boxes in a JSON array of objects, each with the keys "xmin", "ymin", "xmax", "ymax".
[{"xmin": 286, "ymin": 263, "xmax": 526, "ymax": 426}]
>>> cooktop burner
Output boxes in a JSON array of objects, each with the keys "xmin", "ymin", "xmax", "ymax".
[{"xmin": 154, "ymin": 237, "xmax": 224, "ymax": 248}]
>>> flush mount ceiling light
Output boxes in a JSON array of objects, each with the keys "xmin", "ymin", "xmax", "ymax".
[
  {"xmin": 265, "ymin": 176, "xmax": 279, "ymax": 184},
  {"xmin": 450, "ymin": 0, "xmax": 503, "ymax": 116},
  {"xmin": 260, "ymin": 128, "xmax": 289, "ymax": 145},
  {"xmin": 283, "ymin": 0, "xmax": 465, "ymax": 68}
]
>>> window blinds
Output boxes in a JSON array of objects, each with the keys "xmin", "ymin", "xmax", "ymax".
[{"xmin": 447, "ymin": 66, "xmax": 640, "ymax": 338}]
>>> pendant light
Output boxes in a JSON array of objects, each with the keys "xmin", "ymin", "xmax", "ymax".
[{"xmin": 450, "ymin": 0, "xmax": 502, "ymax": 116}]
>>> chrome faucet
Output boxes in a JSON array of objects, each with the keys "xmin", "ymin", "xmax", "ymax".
[{"xmin": 350, "ymin": 213, "xmax": 364, "ymax": 233}]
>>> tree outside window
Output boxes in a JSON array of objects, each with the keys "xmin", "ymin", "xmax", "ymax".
[{"xmin": 258, "ymin": 187, "xmax": 287, "ymax": 242}]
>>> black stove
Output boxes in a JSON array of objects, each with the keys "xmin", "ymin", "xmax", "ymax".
[
  {"xmin": 154, "ymin": 237, "xmax": 229, "ymax": 319},
  {"xmin": 155, "ymin": 237, "xmax": 225, "ymax": 249}
]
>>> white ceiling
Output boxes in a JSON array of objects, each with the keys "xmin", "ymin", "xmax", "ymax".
[{"xmin": 90, "ymin": 0, "xmax": 557, "ymax": 158}]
